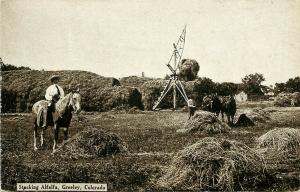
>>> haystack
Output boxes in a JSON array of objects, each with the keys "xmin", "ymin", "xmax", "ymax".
[
  {"xmin": 99, "ymin": 86, "xmax": 143, "ymax": 111},
  {"xmin": 178, "ymin": 111, "xmax": 230, "ymax": 134},
  {"xmin": 2, "ymin": 70, "xmax": 121, "ymax": 112},
  {"xmin": 257, "ymin": 128, "xmax": 300, "ymax": 155},
  {"xmin": 274, "ymin": 92, "xmax": 300, "ymax": 107},
  {"xmin": 119, "ymin": 76, "xmax": 153, "ymax": 89},
  {"xmin": 57, "ymin": 128, "xmax": 127, "ymax": 159},
  {"xmin": 157, "ymin": 137, "xmax": 266, "ymax": 191}
]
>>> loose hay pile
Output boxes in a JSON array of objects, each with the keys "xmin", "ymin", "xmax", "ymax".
[
  {"xmin": 235, "ymin": 114, "xmax": 255, "ymax": 127},
  {"xmin": 157, "ymin": 137, "xmax": 266, "ymax": 191},
  {"xmin": 239, "ymin": 107, "xmax": 271, "ymax": 123},
  {"xmin": 257, "ymin": 128, "xmax": 300, "ymax": 155},
  {"xmin": 274, "ymin": 92, "xmax": 300, "ymax": 107},
  {"xmin": 57, "ymin": 128, "xmax": 127, "ymax": 159},
  {"xmin": 178, "ymin": 111, "xmax": 230, "ymax": 134}
]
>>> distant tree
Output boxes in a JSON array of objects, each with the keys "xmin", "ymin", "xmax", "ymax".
[
  {"xmin": 194, "ymin": 77, "xmax": 216, "ymax": 95},
  {"xmin": 274, "ymin": 77, "xmax": 300, "ymax": 94},
  {"xmin": 0, "ymin": 57, "xmax": 31, "ymax": 71},
  {"xmin": 241, "ymin": 73, "xmax": 265, "ymax": 95},
  {"xmin": 216, "ymin": 82, "xmax": 238, "ymax": 96},
  {"xmin": 285, "ymin": 77, "xmax": 300, "ymax": 92}
]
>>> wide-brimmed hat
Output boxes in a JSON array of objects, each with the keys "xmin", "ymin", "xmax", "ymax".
[{"xmin": 49, "ymin": 75, "xmax": 60, "ymax": 82}]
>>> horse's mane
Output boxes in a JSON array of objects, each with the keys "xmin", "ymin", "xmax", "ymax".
[{"xmin": 55, "ymin": 93, "xmax": 72, "ymax": 116}]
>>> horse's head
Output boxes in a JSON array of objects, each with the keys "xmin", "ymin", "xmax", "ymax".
[{"xmin": 69, "ymin": 92, "xmax": 82, "ymax": 114}]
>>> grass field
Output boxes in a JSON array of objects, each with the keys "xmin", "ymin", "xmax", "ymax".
[{"xmin": 1, "ymin": 104, "xmax": 300, "ymax": 191}]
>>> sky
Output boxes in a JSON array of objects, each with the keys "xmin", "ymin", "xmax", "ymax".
[{"xmin": 1, "ymin": 0, "xmax": 300, "ymax": 85}]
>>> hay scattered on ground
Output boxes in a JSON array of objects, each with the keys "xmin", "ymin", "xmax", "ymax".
[
  {"xmin": 157, "ymin": 137, "xmax": 266, "ymax": 191},
  {"xmin": 57, "ymin": 128, "xmax": 127, "ymax": 159},
  {"xmin": 178, "ymin": 111, "xmax": 230, "ymax": 134},
  {"xmin": 274, "ymin": 92, "xmax": 300, "ymax": 107},
  {"xmin": 235, "ymin": 114, "xmax": 255, "ymax": 127},
  {"xmin": 257, "ymin": 128, "xmax": 300, "ymax": 156}
]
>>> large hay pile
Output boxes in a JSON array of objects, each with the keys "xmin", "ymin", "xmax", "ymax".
[
  {"xmin": 99, "ymin": 86, "xmax": 143, "ymax": 111},
  {"xmin": 157, "ymin": 137, "xmax": 266, "ymax": 191},
  {"xmin": 257, "ymin": 128, "xmax": 300, "ymax": 155},
  {"xmin": 178, "ymin": 111, "xmax": 230, "ymax": 134},
  {"xmin": 274, "ymin": 92, "xmax": 300, "ymax": 107},
  {"xmin": 119, "ymin": 76, "xmax": 153, "ymax": 89},
  {"xmin": 178, "ymin": 59, "xmax": 200, "ymax": 82},
  {"xmin": 57, "ymin": 128, "xmax": 127, "ymax": 159},
  {"xmin": 2, "ymin": 70, "xmax": 120, "ymax": 112}
]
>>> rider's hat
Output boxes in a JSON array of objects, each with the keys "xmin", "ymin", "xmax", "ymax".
[{"xmin": 49, "ymin": 75, "xmax": 60, "ymax": 82}]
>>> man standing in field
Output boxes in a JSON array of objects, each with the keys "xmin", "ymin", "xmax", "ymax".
[
  {"xmin": 44, "ymin": 75, "xmax": 65, "ymax": 125},
  {"xmin": 188, "ymin": 98, "xmax": 196, "ymax": 119}
]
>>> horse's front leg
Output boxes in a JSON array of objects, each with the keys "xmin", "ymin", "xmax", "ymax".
[
  {"xmin": 63, "ymin": 127, "xmax": 68, "ymax": 141},
  {"xmin": 40, "ymin": 129, "xmax": 44, "ymax": 147},
  {"xmin": 221, "ymin": 111, "xmax": 224, "ymax": 121},
  {"xmin": 52, "ymin": 124, "xmax": 59, "ymax": 153},
  {"xmin": 227, "ymin": 114, "xmax": 231, "ymax": 125}
]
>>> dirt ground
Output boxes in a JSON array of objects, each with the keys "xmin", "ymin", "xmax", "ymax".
[{"xmin": 1, "ymin": 103, "xmax": 300, "ymax": 191}]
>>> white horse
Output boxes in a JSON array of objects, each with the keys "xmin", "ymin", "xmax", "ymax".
[{"xmin": 32, "ymin": 92, "xmax": 81, "ymax": 153}]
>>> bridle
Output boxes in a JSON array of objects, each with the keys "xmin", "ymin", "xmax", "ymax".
[{"xmin": 68, "ymin": 92, "xmax": 81, "ymax": 114}]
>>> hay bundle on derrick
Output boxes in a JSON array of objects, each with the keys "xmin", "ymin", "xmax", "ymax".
[
  {"xmin": 178, "ymin": 59, "xmax": 200, "ymax": 82},
  {"xmin": 157, "ymin": 137, "xmax": 266, "ymax": 191},
  {"xmin": 57, "ymin": 128, "xmax": 127, "ymax": 159},
  {"xmin": 274, "ymin": 92, "xmax": 300, "ymax": 107},
  {"xmin": 257, "ymin": 128, "xmax": 300, "ymax": 156},
  {"xmin": 178, "ymin": 111, "xmax": 230, "ymax": 134},
  {"xmin": 99, "ymin": 86, "xmax": 143, "ymax": 111}
]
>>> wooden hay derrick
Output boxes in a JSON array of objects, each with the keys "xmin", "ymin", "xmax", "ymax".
[{"xmin": 152, "ymin": 26, "xmax": 190, "ymax": 110}]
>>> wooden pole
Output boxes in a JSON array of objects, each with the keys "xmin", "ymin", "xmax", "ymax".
[{"xmin": 173, "ymin": 49, "xmax": 177, "ymax": 110}]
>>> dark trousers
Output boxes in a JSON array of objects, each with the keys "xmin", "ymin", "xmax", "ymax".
[
  {"xmin": 47, "ymin": 100, "xmax": 56, "ymax": 126},
  {"xmin": 188, "ymin": 107, "xmax": 196, "ymax": 119}
]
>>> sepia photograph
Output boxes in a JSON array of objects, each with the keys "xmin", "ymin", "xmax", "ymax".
[{"xmin": 1, "ymin": 0, "xmax": 300, "ymax": 191}]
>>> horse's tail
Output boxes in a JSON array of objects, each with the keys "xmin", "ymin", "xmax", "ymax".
[
  {"xmin": 37, "ymin": 107, "xmax": 43, "ymax": 127},
  {"xmin": 37, "ymin": 106, "xmax": 47, "ymax": 127}
]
